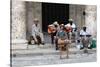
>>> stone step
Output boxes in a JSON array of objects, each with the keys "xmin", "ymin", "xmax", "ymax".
[
  {"xmin": 27, "ymin": 43, "xmax": 76, "ymax": 49},
  {"xmin": 11, "ymin": 47, "xmax": 96, "ymax": 57}
]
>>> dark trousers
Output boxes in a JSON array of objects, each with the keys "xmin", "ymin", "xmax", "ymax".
[
  {"xmin": 55, "ymin": 38, "xmax": 59, "ymax": 50},
  {"xmin": 51, "ymin": 32, "xmax": 59, "ymax": 50},
  {"xmin": 51, "ymin": 32, "xmax": 56, "ymax": 44},
  {"xmin": 51, "ymin": 33, "xmax": 54, "ymax": 44}
]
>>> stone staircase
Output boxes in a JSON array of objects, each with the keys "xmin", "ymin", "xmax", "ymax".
[{"xmin": 11, "ymin": 43, "xmax": 96, "ymax": 57}]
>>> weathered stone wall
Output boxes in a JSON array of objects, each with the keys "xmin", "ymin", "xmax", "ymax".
[
  {"xmin": 26, "ymin": 2, "xmax": 42, "ymax": 39},
  {"xmin": 69, "ymin": 4, "xmax": 85, "ymax": 30},
  {"xmin": 85, "ymin": 5, "xmax": 97, "ymax": 38},
  {"xmin": 11, "ymin": 0, "xmax": 96, "ymax": 49},
  {"xmin": 69, "ymin": 4, "xmax": 97, "ymax": 37},
  {"xmin": 11, "ymin": 0, "xmax": 26, "ymax": 39},
  {"xmin": 11, "ymin": 0, "xmax": 27, "ymax": 49}
]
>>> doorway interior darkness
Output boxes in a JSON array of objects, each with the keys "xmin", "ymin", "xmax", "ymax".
[{"xmin": 42, "ymin": 2, "xmax": 69, "ymax": 32}]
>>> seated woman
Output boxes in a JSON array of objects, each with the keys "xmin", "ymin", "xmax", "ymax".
[{"xmin": 56, "ymin": 24, "xmax": 71, "ymax": 59}]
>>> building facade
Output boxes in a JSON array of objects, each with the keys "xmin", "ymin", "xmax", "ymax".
[{"xmin": 11, "ymin": 0, "xmax": 97, "ymax": 49}]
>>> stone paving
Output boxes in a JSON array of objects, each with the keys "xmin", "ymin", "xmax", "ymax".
[
  {"xmin": 11, "ymin": 43, "xmax": 97, "ymax": 67},
  {"xmin": 11, "ymin": 52, "xmax": 96, "ymax": 67}
]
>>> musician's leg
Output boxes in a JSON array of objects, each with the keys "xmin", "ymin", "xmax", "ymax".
[
  {"xmin": 39, "ymin": 33, "xmax": 44, "ymax": 42},
  {"xmin": 36, "ymin": 35, "xmax": 41, "ymax": 45},
  {"xmin": 69, "ymin": 32, "xmax": 72, "ymax": 40},
  {"xmin": 51, "ymin": 33, "xmax": 54, "ymax": 44},
  {"xmin": 32, "ymin": 34, "xmax": 37, "ymax": 44},
  {"xmin": 39, "ymin": 33, "xmax": 45, "ymax": 45},
  {"xmin": 55, "ymin": 38, "xmax": 59, "ymax": 50}
]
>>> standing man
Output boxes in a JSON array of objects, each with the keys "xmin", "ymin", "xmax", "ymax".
[{"xmin": 32, "ymin": 18, "xmax": 44, "ymax": 45}]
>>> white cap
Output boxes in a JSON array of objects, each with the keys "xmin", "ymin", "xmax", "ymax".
[
  {"xmin": 65, "ymin": 24, "xmax": 71, "ymax": 27},
  {"xmin": 53, "ymin": 21, "xmax": 58, "ymax": 25},
  {"xmin": 48, "ymin": 24, "xmax": 54, "ymax": 27}
]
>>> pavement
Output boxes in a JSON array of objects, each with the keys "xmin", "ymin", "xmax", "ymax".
[
  {"xmin": 11, "ymin": 48, "xmax": 96, "ymax": 67},
  {"xmin": 11, "ymin": 43, "xmax": 97, "ymax": 67},
  {"xmin": 12, "ymin": 54, "xmax": 96, "ymax": 67}
]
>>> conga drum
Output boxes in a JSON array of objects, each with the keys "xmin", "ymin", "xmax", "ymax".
[{"xmin": 58, "ymin": 39, "xmax": 67, "ymax": 51}]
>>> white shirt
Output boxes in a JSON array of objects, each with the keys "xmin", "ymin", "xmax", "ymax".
[
  {"xmin": 32, "ymin": 24, "xmax": 40, "ymax": 36},
  {"xmin": 80, "ymin": 30, "xmax": 89, "ymax": 35},
  {"xmin": 65, "ymin": 23, "xmax": 71, "ymax": 27},
  {"xmin": 71, "ymin": 23, "xmax": 76, "ymax": 29},
  {"xmin": 65, "ymin": 23, "xmax": 76, "ymax": 32}
]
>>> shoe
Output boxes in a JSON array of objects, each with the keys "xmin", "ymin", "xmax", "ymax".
[
  {"xmin": 56, "ymin": 48, "xmax": 59, "ymax": 50},
  {"xmin": 80, "ymin": 47, "xmax": 84, "ymax": 50},
  {"xmin": 41, "ymin": 41, "xmax": 45, "ymax": 45},
  {"xmin": 88, "ymin": 47, "xmax": 92, "ymax": 49}
]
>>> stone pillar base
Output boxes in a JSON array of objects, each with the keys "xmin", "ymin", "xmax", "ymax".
[{"xmin": 11, "ymin": 39, "xmax": 28, "ymax": 49}]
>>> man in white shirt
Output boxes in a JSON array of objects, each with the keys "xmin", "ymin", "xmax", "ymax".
[
  {"xmin": 80, "ymin": 26, "xmax": 91, "ymax": 50},
  {"xmin": 80, "ymin": 26, "xmax": 89, "ymax": 35},
  {"xmin": 32, "ymin": 18, "xmax": 44, "ymax": 45},
  {"xmin": 68, "ymin": 19, "xmax": 76, "ymax": 32},
  {"xmin": 65, "ymin": 19, "xmax": 76, "ymax": 40}
]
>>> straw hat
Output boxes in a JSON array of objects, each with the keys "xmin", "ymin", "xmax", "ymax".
[
  {"xmin": 48, "ymin": 24, "xmax": 54, "ymax": 27},
  {"xmin": 34, "ymin": 18, "xmax": 39, "ymax": 22},
  {"xmin": 68, "ymin": 18, "xmax": 73, "ymax": 21}
]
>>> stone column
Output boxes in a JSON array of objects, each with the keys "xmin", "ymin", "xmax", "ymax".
[
  {"xmin": 11, "ymin": 0, "xmax": 27, "ymax": 49},
  {"xmin": 85, "ymin": 5, "xmax": 97, "ymax": 38},
  {"xmin": 26, "ymin": 2, "xmax": 42, "ymax": 39},
  {"xmin": 69, "ymin": 5, "xmax": 85, "ymax": 30}
]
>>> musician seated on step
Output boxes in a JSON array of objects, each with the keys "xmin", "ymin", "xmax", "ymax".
[
  {"xmin": 80, "ymin": 26, "xmax": 92, "ymax": 49},
  {"xmin": 48, "ymin": 21, "xmax": 59, "ymax": 45},
  {"xmin": 48, "ymin": 24, "xmax": 56, "ymax": 44},
  {"xmin": 32, "ymin": 18, "xmax": 44, "ymax": 45},
  {"xmin": 65, "ymin": 19, "xmax": 76, "ymax": 42},
  {"xmin": 56, "ymin": 24, "xmax": 71, "ymax": 59},
  {"xmin": 68, "ymin": 19, "xmax": 76, "ymax": 32},
  {"xmin": 65, "ymin": 23, "xmax": 72, "ymax": 40}
]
